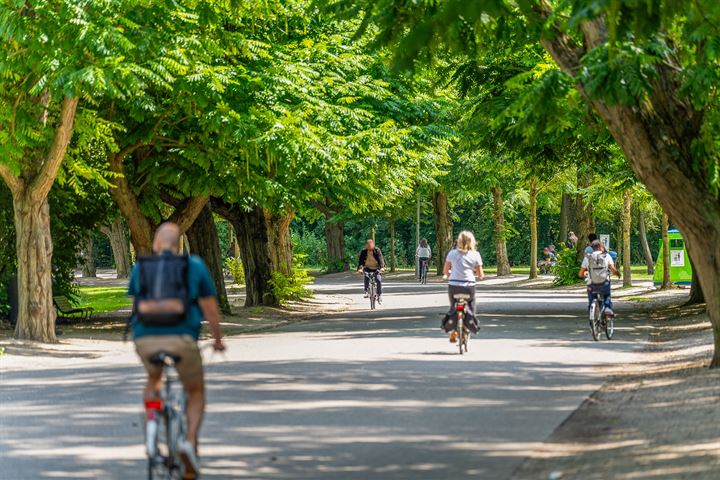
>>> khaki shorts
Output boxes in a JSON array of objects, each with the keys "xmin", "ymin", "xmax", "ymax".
[{"xmin": 135, "ymin": 335, "xmax": 203, "ymax": 386}]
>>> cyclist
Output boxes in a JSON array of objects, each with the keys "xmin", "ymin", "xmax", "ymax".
[
  {"xmin": 579, "ymin": 239, "xmax": 621, "ymax": 317},
  {"xmin": 416, "ymin": 239, "xmax": 432, "ymax": 281},
  {"xmin": 129, "ymin": 222, "xmax": 226, "ymax": 479},
  {"xmin": 357, "ymin": 239, "xmax": 385, "ymax": 303},
  {"xmin": 442, "ymin": 231, "xmax": 484, "ymax": 342}
]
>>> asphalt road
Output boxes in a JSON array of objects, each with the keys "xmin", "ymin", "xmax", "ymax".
[{"xmin": 0, "ymin": 274, "xmax": 651, "ymax": 480}]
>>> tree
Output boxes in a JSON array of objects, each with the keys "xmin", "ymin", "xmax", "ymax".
[
  {"xmin": 100, "ymin": 219, "xmax": 131, "ymax": 279},
  {"xmin": 0, "ymin": 2, "xmax": 151, "ymax": 342}
]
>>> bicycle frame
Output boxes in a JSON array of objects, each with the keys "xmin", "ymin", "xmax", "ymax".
[
  {"xmin": 418, "ymin": 259, "xmax": 429, "ymax": 284},
  {"xmin": 453, "ymin": 294, "xmax": 471, "ymax": 354},
  {"xmin": 364, "ymin": 270, "xmax": 380, "ymax": 310},
  {"xmin": 145, "ymin": 356, "xmax": 188, "ymax": 480}
]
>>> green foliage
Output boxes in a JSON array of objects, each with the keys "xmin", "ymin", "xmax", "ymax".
[
  {"xmin": 268, "ymin": 269, "xmax": 314, "ymax": 305},
  {"xmin": 291, "ymin": 228, "xmax": 327, "ymax": 268},
  {"xmin": 553, "ymin": 248, "xmax": 584, "ymax": 287},
  {"xmin": 224, "ymin": 257, "xmax": 246, "ymax": 285}
]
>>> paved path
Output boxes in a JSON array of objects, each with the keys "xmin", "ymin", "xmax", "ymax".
[{"xmin": 0, "ymin": 274, "xmax": 652, "ymax": 479}]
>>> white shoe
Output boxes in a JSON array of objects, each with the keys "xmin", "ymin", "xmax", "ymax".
[
  {"xmin": 178, "ymin": 439, "xmax": 200, "ymax": 478},
  {"xmin": 377, "ymin": 296, "xmax": 382, "ymax": 304},
  {"xmin": 364, "ymin": 292, "xmax": 369, "ymax": 298}
]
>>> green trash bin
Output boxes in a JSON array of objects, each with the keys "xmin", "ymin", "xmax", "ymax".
[{"xmin": 653, "ymin": 229, "xmax": 693, "ymax": 286}]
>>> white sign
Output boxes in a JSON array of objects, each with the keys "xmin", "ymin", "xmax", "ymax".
[
  {"xmin": 599, "ymin": 234, "xmax": 610, "ymax": 251},
  {"xmin": 671, "ymin": 250, "xmax": 685, "ymax": 267}
]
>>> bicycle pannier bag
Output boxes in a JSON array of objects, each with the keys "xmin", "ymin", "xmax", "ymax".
[
  {"xmin": 135, "ymin": 255, "xmax": 190, "ymax": 326},
  {"xmin": 587, "ymin": 252, "xmax": 609, "ymax": 285}
]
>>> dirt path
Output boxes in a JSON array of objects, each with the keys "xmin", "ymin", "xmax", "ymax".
[{"xmin": 511, "ymin": 304, "xmax": 720, "ymax": 480}]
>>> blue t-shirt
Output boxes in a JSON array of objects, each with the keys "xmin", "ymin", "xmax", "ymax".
[{"xmin": 128, "ymin": 254, "xmax": 217, "ymax": 339}]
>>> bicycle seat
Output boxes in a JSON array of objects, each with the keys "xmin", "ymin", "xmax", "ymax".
[
  {"xmin": 453, "ymin": 294, "xmax": 471, "ymax": 301},
  {"xmin": 149, "ymin": 352, "xmax": 181, "ymax": 366}
]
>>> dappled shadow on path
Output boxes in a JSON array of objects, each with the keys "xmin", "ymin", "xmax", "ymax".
[{"xmin": 1, "ymin": 352, "xmax": 619, "ymax": 480}]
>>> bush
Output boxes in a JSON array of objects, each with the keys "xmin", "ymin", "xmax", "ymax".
[
  {"xmin": 268, "ymin": 268, "xmax": 313, "ymax": 305},
  {"xmin": 224, "ymin": 256, "xmax": 245, "ymax": 284},
  {"xmin": 553, "ymin": 247, "xmax": 584, "ymax": 286}
]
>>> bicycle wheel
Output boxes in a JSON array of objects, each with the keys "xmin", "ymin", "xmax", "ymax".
[
  {"xmin": 463, "ymin": 327, "xmax": 469, "ymax": 353},
  {"xmin": 604, "ymin": 311, "xmax": 614, "ymax": 340},
  {"xmin": 421, "ymin": 264, "xmax": 427, "ymax": 284},
  {"xmin": 589, "ymin": 300, "xmax": 600, "ymax": 341},
  {"xmin": 369, "ymin": 282, "xmax": 376, "ymax": 310},
  {"xmin": 457, "ymin": 312, "xmax": 464, "ymax": 355}
]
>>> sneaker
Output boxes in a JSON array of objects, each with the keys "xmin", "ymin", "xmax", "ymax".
[
  {"xmin": 449, "ymin": 331, "xmax": 458, "ymax": 343},
  {"xmin": 178, "ymin": 439, "xmax": 200, "ymax": 478},
  {"xmin": 364, "ymin": 291, "xmax": 369, "ymax": 298},
  {"xmin": 377, "ymin": 296, "xmax": 382, "ymax": 304},
  {"xmin": 605, "ymin": 308, "xmax": 615, "ymax": 317}
]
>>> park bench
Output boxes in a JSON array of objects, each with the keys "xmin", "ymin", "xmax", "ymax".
[{"xmin": 53, "ymin": 296, "xmax": 94, "ymax": 323}]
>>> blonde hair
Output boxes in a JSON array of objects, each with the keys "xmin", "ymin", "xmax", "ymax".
[{"xmin": 456, "ymin": 230, "xmax": 476, "ymax": 253}]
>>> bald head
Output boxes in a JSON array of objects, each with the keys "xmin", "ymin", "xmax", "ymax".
[{"xmin": 154, "ymin": 222, "xmax": 181, "ymax": 254}]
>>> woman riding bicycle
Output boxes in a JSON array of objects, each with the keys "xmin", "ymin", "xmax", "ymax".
[
  {"xmin": 416, "ymin": 239, "xmax": 432, "ymax": 281},
  {"xmin": 442, "ymin": 231, "xmax": 484, "ymax": 342}
]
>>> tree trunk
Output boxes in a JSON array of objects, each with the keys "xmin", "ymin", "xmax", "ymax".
[
  {"xmin": 186, "ymin": 204, "xmax": 230, "ymax": 314},
  {"xmin": 432, "ymin": 191, "xmax": 453, "ymax": 275},
  {"xmin": 369, "ymin": 224, "xmax": 376, "ymax": 243},
  {"xmin": 81, "ymin": 235, "xmax": 97, "ymax": 278},
  {"xmin": 231, "ymin": 207, "xmax": 275, "ymax": 307},
  {"xmin": 529, "ymin": 178, "xmax": 539, "ymax": 279},
  {"xmin": 12, "ymin": 193, "xmax": 57, "ymax": 342},
  {"xmin": 687, "ymin": 259, "xmax": 705, "ymax": 306},
  {"xmin": 638, "ymin": 211, "xmax": 654, "ymax": 275},
  {"xmin": 265, "ymin": 209, "xmax": 294, "ymax": 277},
  {"xmin": 661, "ymin": 213, "xmax": 672, "ymax": 290},
  {"xmin": 622, "ymin": 190, "xmax": 632, "ymax": 287},
  {"xmin": 215, "ymin": 203, "xmax": 294, "ymax": 308},
  {"xmin": 492, "ymin": 186, "xmax": 512, "ymax": 276},
  {"xmin": 559, "ymin": 191, "xmax": 572, "ymax": 246},
  {"xmin": 101, "ymin": 219, "xmax": 132, "ymax": 279},
  {"xmin": 324, "ymin": 218, "xmax": 346, "ymax": 272},
  {"xmin": 389, "ymin": 219, "xmax": 397, "ymax": 273},
  {"xmin": 0, "ymin": 97, "xmax": 80, "ymax": 343},
  {"xmin": 575, "ymin": 169, "xmax": 595, "ymax": 260}
]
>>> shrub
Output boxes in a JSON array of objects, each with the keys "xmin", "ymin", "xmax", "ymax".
[
  {"xmin": 224, "ymin": 256, "xmax": 245, "ymax": 285},
  {"xmin": 268, "ymin": 268, "xmax": 313, "ymax": 305},
  {"xmin": 553, "ymin": 247, "xmax": 584, "ymax": 286}
]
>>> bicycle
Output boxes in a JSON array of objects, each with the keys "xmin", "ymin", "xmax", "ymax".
[
  {"xmin": 452, "ymin": 293, "xmax": 472, "ymax": 354},
  {"xmin": 364, "ymin": 270, "xmax": 381, "ymax": 310},
  {"xmin": 418, "ymin": 258, "xmax": 429, "ymax": 284},
  {"xmin": 144, "ymin": 352, "xmax": 193, "ymax": 480},
  {"xmin": 588, "ymin": 288, "xmax": 614, "ymax": 341}
]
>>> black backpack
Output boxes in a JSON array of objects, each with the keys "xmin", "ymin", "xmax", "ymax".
[{"xmin": 133, "ymin": 255, "xmax": 190, "ymax": 327}]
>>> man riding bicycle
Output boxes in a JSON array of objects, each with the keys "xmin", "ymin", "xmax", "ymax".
[
  {"xmin": 129, "ymin": 222, "xmax": 225, "ymax": 479},
  {"xmin": 579, "ymin": 239, "xmax": 621, "ymax": 317},
  {"xmin": 416, "ymin": 239, "xmax": 432, "ymax": 280},
  {"xmin": 357, "ymin": 239, "xmax": 385, "ymax": 304}
]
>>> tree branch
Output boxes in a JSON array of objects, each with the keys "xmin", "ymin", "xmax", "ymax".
[
  {"xmin": 29, "ymin": 96, "xmax": 80, "ymax": 200},
  {"xmin": 0, "ymin": 163, "xmax": 22, "ymax": 194},
  {"xmin": 168, "ymin": 196, "xmax": 210, "ymax": 233}
]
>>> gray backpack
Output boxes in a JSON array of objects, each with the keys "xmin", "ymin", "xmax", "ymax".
[{"xmin": 587, "ymin": 252, "xmax": 609, "ymax": 285}]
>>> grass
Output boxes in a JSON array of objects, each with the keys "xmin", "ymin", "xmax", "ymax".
[{"xmin": 77, "ymin": 286, "xmax": 132, "ymax": 313}]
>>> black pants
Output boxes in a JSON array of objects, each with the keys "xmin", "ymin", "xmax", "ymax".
[
  {"xmin": 363, "ymin": 268, "xmax": 382, "ymax": 295},
  {"xmin": 443, "ymin": 284, "xmax": 478, "ymax": 333},
  {"xmin": 418, "ymin": 257, "xmax": 430, "ymax": 278}
]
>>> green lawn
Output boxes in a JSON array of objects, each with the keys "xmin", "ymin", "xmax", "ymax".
[{"xmin": 77, "ymin": 286, "xmax": 132, "ymax": 313}]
